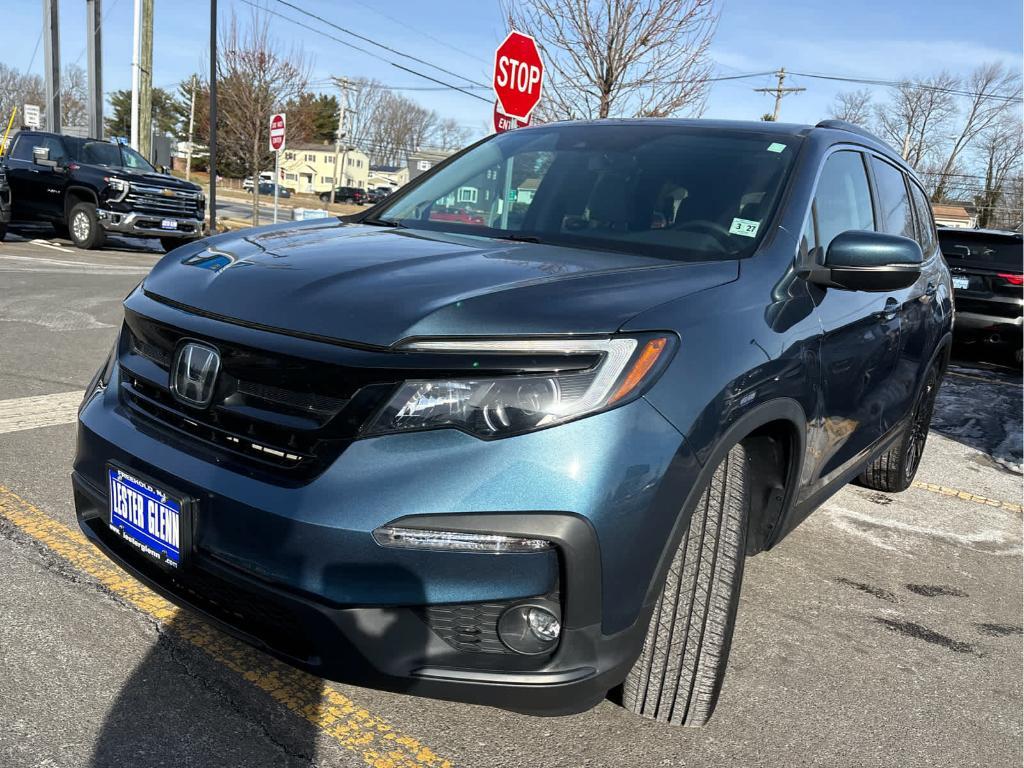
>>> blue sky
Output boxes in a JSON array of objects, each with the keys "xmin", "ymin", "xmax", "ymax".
[{"xmin": 5, "ymin": 0, "xmax": 1022, "ymax": 137}]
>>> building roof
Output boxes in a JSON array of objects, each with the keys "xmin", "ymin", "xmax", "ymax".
[
  {"xmin": 287, "ymin": 143, "xmax": 367, "ymax": 155},
  {"xmin": 370, "ymin": 164, "xmax": 402, "ymax": 173},
  {"xmin": 517, "ymin": 177, "xmax": 541, "ymax": 191},
  {"xmin": 932, "ymin": 204, "xmax": 975, "ymax": 221}
]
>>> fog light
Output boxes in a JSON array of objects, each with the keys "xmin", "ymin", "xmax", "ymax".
[{"xmin": 497, "ymin": 602, "xmax": 561, "ymax": 655}]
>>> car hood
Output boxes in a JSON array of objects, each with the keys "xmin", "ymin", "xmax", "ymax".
[
  {"xmin": 142, "ymin": 219, "xmax": 738, "ymax": 347},
  {"xmin": 104, "ymin": 169, "xmax": 201, "ymax": 192}
]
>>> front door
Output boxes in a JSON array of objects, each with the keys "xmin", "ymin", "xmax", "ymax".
[
  {"xmin": 5, "ymin": 133, "xmax": 68, "ymax": 222},
  {"xmin": 802, "ymin": 149, "xmax": 903, "ymax": 489}
]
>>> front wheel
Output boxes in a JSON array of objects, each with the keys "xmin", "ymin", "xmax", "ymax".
[
  {"xmin": 857, "ymin": 365, "xmax": 940, "ymax": 492},
  {"xmin": 68, "ymin": 202, "xmax": 105, "ymax": 250},
  {"xmin": 622, "ymin": 442, "xmax": 749, "ymax": 727}
]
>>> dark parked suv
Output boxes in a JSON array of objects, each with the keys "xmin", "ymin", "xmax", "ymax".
[
  {"xmin": 74, "ymin": 119, "xmax": 951, "ymax": 725},
  {"xmin": 938, "ymin": 227, "xmax": 1023, "ymax": 364},
  {"xmin": 2, "ymin": 130, "xmax": 205, "ymax": 251}
]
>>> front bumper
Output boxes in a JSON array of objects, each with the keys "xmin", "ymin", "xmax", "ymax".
[
  {"xmin": 97, "ymin": 208, "xmax": 203, "ymax": 239},
  {"xmin": 74, "ymin": 366, "xmax": 697, "ymax": 714}
]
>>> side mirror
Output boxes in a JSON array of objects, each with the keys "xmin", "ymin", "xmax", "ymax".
[
  {"xmin": 32, "ymin": 146, "xmax": 57, "ymax": 168},
  {"xmin": 808, "ymin": 230, "xmax": 922, "ymax": 292}
]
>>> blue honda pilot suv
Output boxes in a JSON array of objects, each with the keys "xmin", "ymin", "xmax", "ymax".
[{"xmin": 74, "ymin": 119, "xmax": 952, "ymax": 726}]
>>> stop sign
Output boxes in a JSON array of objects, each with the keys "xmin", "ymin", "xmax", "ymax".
[
  {"xmin": 268, "ymin": 113, "xmax": 286, "ymax": 152},
  {"xmin": 493, "ymin": 31, "xmax": 544, "ymax": 121}
]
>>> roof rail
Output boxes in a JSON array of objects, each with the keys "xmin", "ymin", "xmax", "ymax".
[{"xmin": 814, "ymin": 119, "xmax": 885, "ymax": 143}]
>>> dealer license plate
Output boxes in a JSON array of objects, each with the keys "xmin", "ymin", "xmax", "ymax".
[
  {"xmin": 107, "ymin": 466, "xmax": 187, "ymax": 568},
  {"xmin": 161, "ymin": 219, "xmax": 178, "ymax": 230},
  {"xmin": 952, "ymin": 276, "xmax": 970, "ymax": 290}
]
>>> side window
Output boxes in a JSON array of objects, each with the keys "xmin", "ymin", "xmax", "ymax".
[
  {"xmin": 9, "ymin": 135, "xmax": 36, "ymax": 161},
  {"xmin": 909, "ymin": 182, "xmax": 937, "ymax": 256},
  {"xmin": 809, "ymin": 150, "xmax": 874, "ymax": 259},
  {"xmin": 870, "ymin": 157, "xmax": 915, "ymax": 239}
]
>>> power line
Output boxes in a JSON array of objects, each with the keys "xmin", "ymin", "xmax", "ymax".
[
  {"xmin": 270, "ymin": 0, "xmax": 489, "ymax": 90},
  {"xmin": 787, "ymin": 70, "xmax": 1020, "ymax": 103},
  {"xmin": 237, "ymin": 0, "xmax": 491, "ymax": 104}
]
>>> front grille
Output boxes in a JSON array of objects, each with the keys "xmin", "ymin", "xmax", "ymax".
[
  {"xmin": 118, "ymin": 311, "xmax": 390, "ymax": 482},
  {"xmin": 126, "ymin": 183, "xmax": 202, "ymax": 217}
]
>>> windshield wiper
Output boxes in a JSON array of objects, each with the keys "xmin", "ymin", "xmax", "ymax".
[
  {"xmin": 362, "ymin": 217, "xmax": 404, "ymax": 228},
  {"xmin": 494, "ymin": 233, "xmax": 543, "ymax": 244}
]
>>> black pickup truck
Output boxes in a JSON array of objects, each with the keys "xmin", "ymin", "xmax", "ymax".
[
  {"xmin": 1, "ymin": 130, "xmax": 205, "ymax": 251},
  {"xmin": 0, "ymin": 163, "xmax": 10, "ymax": 240}
]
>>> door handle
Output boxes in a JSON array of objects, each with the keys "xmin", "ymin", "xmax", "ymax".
[{"xmin": 877, "ymin": 298, "xmax": 899, "ymax": 322}]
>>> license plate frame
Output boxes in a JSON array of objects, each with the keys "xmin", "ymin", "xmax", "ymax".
[
  {"xmin": 161, "ymin": 219, "xmax": 178, "ymax": 231},
  {"xmin": 952, "ymin": 276, "xmax": 970, "ymax": 290},
  {"xmin": 107, "ymin": 463, "xmax": 193, "ymax": 569}
]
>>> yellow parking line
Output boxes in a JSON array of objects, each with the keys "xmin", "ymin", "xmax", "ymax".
[
  {"xmin": 912, "ymin": 481, "xmax": 1022, "ymax": 514},
  {"xmin": 0, "ymin": 485, "xmax": 453, "ymax": 768}
]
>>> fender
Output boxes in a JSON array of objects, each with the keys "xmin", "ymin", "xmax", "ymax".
[
  {"xmin": 64, "ymin": 185, "xmax": 100, "ymax": 218},
  {"xmin": 643, "ymin": 397, "xmax": 807, "ymax": 608}
]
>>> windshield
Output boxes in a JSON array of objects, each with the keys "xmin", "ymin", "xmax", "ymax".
[
  {"xmin": 66, "ymin": 138, "xmax": 157, "ymax": 173},
  {"xmin": 938, "ymin": 230, "xmax": 1023, "ymax": 271},
  {"xmin": 375, "ymin": 124, "xmax": 799, "ymax": 260}
]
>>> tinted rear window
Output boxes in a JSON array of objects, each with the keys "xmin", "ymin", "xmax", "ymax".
[{"xmin": 938, "ymin": 231, "xmax": 1023, "ymax": 271}]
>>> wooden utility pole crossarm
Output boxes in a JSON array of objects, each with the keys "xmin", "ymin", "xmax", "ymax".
[{"xmin": 754, "ymin": 68, "xmax": 806, "ymax": 121}]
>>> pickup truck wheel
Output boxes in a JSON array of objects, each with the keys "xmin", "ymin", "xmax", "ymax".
[
  {"xmin": 622, "ymin": 442, "xmax": 749, "ymax": 727},
  {"xmin": 857, "ymin": 365, "xmax": 940, "ymax": 492},
  {"xmin": 319, "ymin": 193, "xmax": 330, "ymax": 203},
  {"xmin": 68, "ymin": 202, "xmax": 105, "ymax": 250}
]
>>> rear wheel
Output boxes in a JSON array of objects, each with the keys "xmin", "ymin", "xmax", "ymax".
[
  {"xmin": 622, "ymin": 442, "xmax": 749, "ymax": 727},
  {"xmin": 857, "ymin": 366, "xmax": 940, "ymax": 492},
  {"xmin": 68, "ymin": 202, "xmax": 105, "ymax": 250}
]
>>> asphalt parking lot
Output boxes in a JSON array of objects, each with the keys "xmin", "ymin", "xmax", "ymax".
[{"xmin": 1, "ymin": 231, "xmax": 1021, "ymax": 768}]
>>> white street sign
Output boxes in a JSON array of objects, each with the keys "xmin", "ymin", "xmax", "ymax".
[{"xmin": 23, "ymin": 104, "xmax": 41, "ymax": 129}]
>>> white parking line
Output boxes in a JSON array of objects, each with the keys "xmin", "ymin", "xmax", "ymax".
[
  {"xmin": 0, "ymin": 254, "xmax": 150, "ymax": 275},
  {"xmin": 0, "ymin": 391, "xmax": 83, "ymax": 435},
  {"xmin": 30, "ymin": 239, "xmax": 74, "ymax": 253}
]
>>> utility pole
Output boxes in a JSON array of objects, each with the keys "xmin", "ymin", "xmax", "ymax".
[
  {"xmin": 185, "ymin": 75, "xmax": 196, "ymax": 181},
  {"xmin": 42, "ymin": 0, "xmax": 61, "ymax": 132},
  {"xmin": 130, "ymin": 0, "xmax": 140, "ymax": 147},
  {"xmin": 209, "ymin": 0, "xmax": 218, "ymax": 233},
  {"xmin": 86, "ymin": 0, "xmax": 102, "ymax": 138},
  {"xmin": 329, "ymin": 77, "xmax": 355, "ymax": 206},
  {"xmin": 138, "ymin": 0, "xmax": 154, "ymax": 161},
  {"xmin": 754, "ymin": 68, "xmax": 805, "ymax": 121}
]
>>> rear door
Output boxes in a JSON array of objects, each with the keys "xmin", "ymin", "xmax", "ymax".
[
  {"xmin": 803, "ymin": 149, "xmax": 903, "ymax": 487},
  {"xmin": 866, "ymin": 156, "xmax": 934, "ymax": 422}
]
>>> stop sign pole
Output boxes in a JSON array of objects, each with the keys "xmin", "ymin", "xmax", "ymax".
[{"xmin": 268, "ymin": 112, "xmax": 286, "ymax": 223}]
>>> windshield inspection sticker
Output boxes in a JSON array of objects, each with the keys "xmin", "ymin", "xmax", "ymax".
[
  {"xmin": 767, "ymin": 142, "xmax": 787, "ymax": 153},
  {"xmin": 729, "ymin": 218, "xmax": 761, "ymax": 238}
]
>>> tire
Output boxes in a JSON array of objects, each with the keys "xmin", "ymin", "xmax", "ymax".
[
  {"xmin": 622, "ymin": 442, "xmax": 749, "ymax": 727},
  {"xmin": 857, "ymin": 365, "xmax": 940, "ymax": 492},
  {"xmin": 319, "ymin": 193, "xmax": 330, "ymax": 203},
  {"xmin": 68, "ymin": 202, "xmax": 105, "ymax": 250}
]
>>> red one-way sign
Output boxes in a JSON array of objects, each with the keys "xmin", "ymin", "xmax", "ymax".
[{"xmin": 493, "ymin": 31, "xmax": 544, "ymax": 121}]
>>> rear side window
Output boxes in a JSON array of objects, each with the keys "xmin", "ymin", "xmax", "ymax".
[
  {"xmin": 807, "ymin": 150, "xmax": 875, "ymax": 257},
  {"xmin": 938, "ymin": 230, "xmax": 1023, "ymax": 270},
  {"xmin": 908, "ymin": 183, "xmax": 937, "ymax": 256},
  {"xmin": 871, "ymin": 157, "xmax": 915, "ymax": 239}
]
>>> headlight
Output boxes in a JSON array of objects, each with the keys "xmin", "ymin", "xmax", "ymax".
[
  {"xmin": 363, "ymin": 336, "xmax": 673, "ymax": 439},
  {"xmin": 104, "ymin": 177, "xmax": 129, "ymax": 202}
]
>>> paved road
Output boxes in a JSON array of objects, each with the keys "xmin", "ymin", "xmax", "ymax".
[{"xmin": 0, "ymin": 237, "xmax": 1021, "ymax": 768}]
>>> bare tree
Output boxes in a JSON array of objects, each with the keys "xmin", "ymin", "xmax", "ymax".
[
  {"xmin": 434, "ymin": 117, "xmax": 471, "ymax": 151},
  {"xmin": 829, "ymin": 88, "xmax": 872, "ymax": 126},
  {"xmin": 60, "ymin": 65, "xmax": 88, "ymax": 130},
  {"xmin": 931, "ymin": 62, "xmax": 1022, "ymax": 202},
  {"xmin": 0, "ymin": 63, "xmax": 44, "ymax": 131},
  {"xmin": 501, "ymin": 0, "xmax": 718, "ymax": 120},
  {"xmin": 345, "ymin": 78, "xmax": 389, "ymax": 155},
  {"xmin": 973, "ymin": 115, "xmax": 1023, "ymax": 228},
  {"xmin": 216, "ymin": 12, "xmax": 310, "ymax": 218},
  {"xmin": 875, "ymin": 73, "xmax": 958, "ymax": 168}
]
